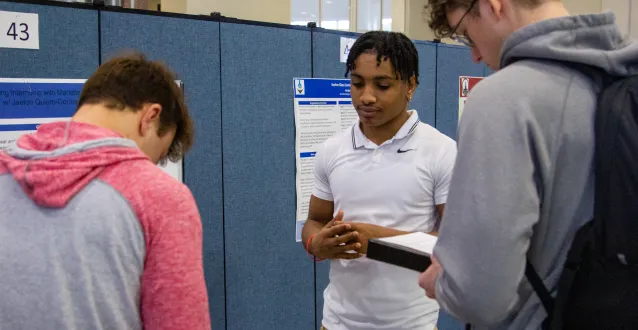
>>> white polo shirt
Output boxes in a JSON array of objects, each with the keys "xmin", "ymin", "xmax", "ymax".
[{"xmin": 313, "ymin": 110, "xmax": 457, "ymax": 330}]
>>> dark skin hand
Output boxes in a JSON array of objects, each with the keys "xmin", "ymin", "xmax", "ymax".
[
  {"xmin": 302, "ymin": 196, "xmax": 363, "ymax": 260},
  {"xmin": 303, "ymin": 195, "xmax": 446, "ymax": 257},
  {"xmin": 311, "ymin": 211, "xmax": 364, "ymax": 260}
]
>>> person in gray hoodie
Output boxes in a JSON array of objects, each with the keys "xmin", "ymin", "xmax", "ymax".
[{"xmin": 418, "ymin": 0, "xmax": 638, "ymax": 329}]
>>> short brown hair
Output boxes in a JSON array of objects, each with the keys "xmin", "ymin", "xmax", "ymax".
[
  {"xmin": 78, "ymin": 52, "xmax": 193, "ymax": 162},
  {"xmin": 425, "ymin": 0, "xmax": 552, "ymax": 39}
]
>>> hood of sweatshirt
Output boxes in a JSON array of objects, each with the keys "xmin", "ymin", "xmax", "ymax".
[
  {"xmin": 0, "ymin": 121, "xmax": 149, "ymax": 208},
  {"xmin": 501, "ymin": 12, "xmax": 638, "ymax": 77}
]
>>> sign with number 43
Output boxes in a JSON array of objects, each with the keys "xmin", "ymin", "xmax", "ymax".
[{"xmin": 0, "ymin": 11, "xmax": 39, "ymax": 50}]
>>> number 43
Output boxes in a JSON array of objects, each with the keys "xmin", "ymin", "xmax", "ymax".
[{"xmin": 7, "ymin": 22, "xmax": 29, "ymax": 41}]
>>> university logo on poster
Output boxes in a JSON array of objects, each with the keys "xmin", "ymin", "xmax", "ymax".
[
  {"xmin": 461, "ymin": 77, "xmax": 470, "ymax": 97},
  {"xmin": 294, "ymin": 79, "xmax": 305, "ymax": 95}
]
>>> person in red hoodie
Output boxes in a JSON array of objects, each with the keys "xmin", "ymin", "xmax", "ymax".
[{"xmin": 0, "ymin": 53, "xmax": 211, "ymax": 330}]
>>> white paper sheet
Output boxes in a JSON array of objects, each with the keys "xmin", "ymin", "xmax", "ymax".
[{"xmin": 377, "ymin": 232, "xmax": 438, "ymax": 255}]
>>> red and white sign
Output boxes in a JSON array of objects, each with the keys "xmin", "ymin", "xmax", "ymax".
[{"xmin": 459, "ymin": 76, "xmax": 483, "ymax": 122}]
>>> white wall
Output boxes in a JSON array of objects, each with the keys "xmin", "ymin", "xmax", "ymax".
[
  {"xmin": 184, "ymin": 0, "xmax": 290, "ymax": 24},
  {"xmin": 405, "ymin": 0, "xmax": 437, "ymax": 41},
  {"xmin": 602, "ymin": 0, "xmax": 631, "ymax": 36},
  {"xmin": 391, "ymin": 0, "xmax": 407, "ymax": 32},
  {"xmin": 147, "ymin": 0, "xmax": 161, "ymax": 10},
  {"xmin": 632, "ymin": 1, "xmax": 638, "ymax": 38},
  {"xmin": 562, "ymin": 0, "xmax": 602, "ymax": 16},
  {"xmin": 161, "ymin": 0, "xmax": 186, "ymax": 14}
]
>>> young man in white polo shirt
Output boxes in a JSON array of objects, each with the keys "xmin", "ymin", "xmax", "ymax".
[{"xmin": 302, "ymin": 31, "xmax": 457, "ymax": 330}]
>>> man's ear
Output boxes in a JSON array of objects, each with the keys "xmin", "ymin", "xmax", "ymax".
[
  {"xmin": 485, "ymin": 0, "xmax": 504, "ymax": 20},
  {"xmin": 407, "ymin": 76, "xmax": 417, "ymax": 100},
  {"xmin": 140, "ymin": 103, "xmax": 162, "ymax": 137}
]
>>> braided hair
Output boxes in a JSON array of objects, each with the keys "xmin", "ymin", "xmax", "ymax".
[{"xmin": 345, "ymin": 31, "xmax": 420, "ymax": 85}]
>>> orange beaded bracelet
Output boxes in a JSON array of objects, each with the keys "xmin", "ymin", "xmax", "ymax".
[{"xmin": 306, "ymin": 234, "xmax": 324, "ymax": 262}]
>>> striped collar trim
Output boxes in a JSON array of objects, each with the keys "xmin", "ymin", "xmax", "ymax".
[{"xmin": 352, "ymin": 110, "xmax": 421, "ymax": 149}]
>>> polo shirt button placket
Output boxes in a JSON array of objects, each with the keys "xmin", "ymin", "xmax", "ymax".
[{"xmin": 372, "ymin": 147, "xmax": 382, "ymax": 165}]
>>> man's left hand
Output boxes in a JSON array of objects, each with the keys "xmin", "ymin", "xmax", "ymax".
[{"xmin": 419, "ymin": 255, "xmax": 442, "ymax": 299}]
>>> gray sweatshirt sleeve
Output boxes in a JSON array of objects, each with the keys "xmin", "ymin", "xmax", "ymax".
[{"xmin": 433, "ymin": 79, "xmax": 542, "ymax": 326}]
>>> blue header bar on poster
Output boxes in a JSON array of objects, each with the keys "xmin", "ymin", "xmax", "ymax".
[
  {"xmin": 293, "ymin": 78, "xmax": 351, "ymax": 99},
  {"xmin": 0, "ymin": 82, "xmax": 84, "ymax": 119}
]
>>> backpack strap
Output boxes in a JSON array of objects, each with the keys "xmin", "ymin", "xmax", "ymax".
[
  {"xmin": 549, "ymin": 222, "xmax": 594, "ymax": 329},
  {"xmin": 524, "ymin": 224, "xmax": 595, "ymax": 330},
  {"xmin": 525, "ymin": 260, "xmax": 554, "ymax": 329}
]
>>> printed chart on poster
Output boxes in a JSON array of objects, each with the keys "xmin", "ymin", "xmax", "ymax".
[
  {"xmin": 293, "ymin": 78, "xmax": 357, "ymax": 242},
  {"xmin": 458, "ymin": 76, "xmax": 484, "ymax": 122},
  {"xmin": 0, "ymin": 78, "xmax": 184, "ymax": 182}
]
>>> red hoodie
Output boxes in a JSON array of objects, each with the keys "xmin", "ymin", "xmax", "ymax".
[{"xmin": 0, "ymin": 121, "xmax": 211, "ymax": 330}]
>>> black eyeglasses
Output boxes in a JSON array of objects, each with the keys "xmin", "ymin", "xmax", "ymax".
[{"xmin": 449, "ymin": 0, "xmax": 478, "ymax": 47}]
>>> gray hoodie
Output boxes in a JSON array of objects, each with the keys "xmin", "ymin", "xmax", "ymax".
[{"xmin": 433, "ymin": 12, "xmax": 638, "ymax": 330}]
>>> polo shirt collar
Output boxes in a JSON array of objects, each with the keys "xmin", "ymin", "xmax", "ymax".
[{"xmin": 352, "ymin": 110, "xmax": 420, "ymax": 149}]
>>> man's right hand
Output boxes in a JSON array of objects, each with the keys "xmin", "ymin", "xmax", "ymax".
[{"xmin": 309, "ymin": 211, "xmax": 363, "ymax": 260}]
